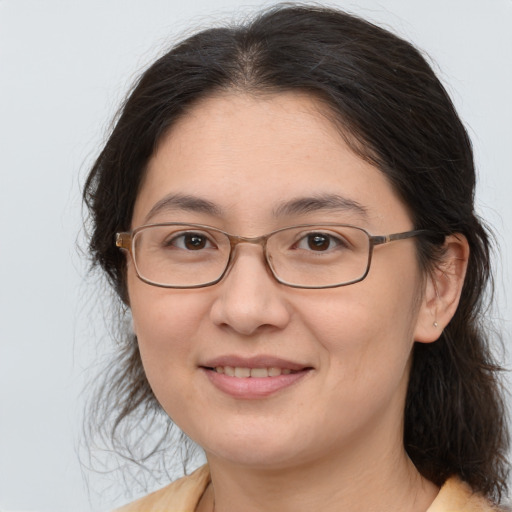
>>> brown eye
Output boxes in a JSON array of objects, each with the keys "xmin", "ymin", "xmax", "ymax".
[
  {"xmin": 292, "ymin": 231, "xmax": 348, "ymax": 253},
  {"xmin": 163, "ymin": 231, "xmax": 214, "ymax": 251},
  {"xmin": 307, "ymin": 234, "xmax": 330, "ymax": 251},
  {"xmin": 184, "ymin": 233, "xmax": 207, "ymax": 250}
]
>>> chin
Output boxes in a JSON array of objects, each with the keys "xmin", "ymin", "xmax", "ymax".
[{"xmin": 193, "ymin": 425, "xmax": 307, "ymax": 469}]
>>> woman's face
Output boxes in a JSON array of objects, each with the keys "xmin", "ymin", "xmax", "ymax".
[{"xmin": 127, "ymin": 92, "xmax": 429, "ymax": 470}]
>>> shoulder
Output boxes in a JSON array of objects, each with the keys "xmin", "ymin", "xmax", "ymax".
[
  {"xmin": 113, "ymin": 465, "xmax": 210, "ymax": 512},
  {"xmin": 427, "ymin": 477, "xmax": 502, "ymax": 512}
]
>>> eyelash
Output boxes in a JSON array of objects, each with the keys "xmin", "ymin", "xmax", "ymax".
[
  {"xmin": 292, "ymin": 232, "xmax": 349, "ymax": 252},
  {"xmin": 164, "ymin": 232, "xmax": 216, "ymax": 250}
]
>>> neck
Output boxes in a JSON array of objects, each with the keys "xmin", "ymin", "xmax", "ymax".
[{"xmin": 201, "ymin": 434, "xmax": 438, "ymax": 512}]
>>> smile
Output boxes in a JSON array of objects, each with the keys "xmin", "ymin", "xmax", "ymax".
[
  {"xmin": 211, "ymin": 366, "xmax": 295, "ymax": 378},
  {"xmin": 201, "ymin": 358, "xmax": 312, "ymax": 399}
]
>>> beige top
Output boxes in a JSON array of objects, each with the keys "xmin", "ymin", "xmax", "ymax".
[{"xmin": 115, "ymin": 465, "xmax": 497, "ymax": 512}]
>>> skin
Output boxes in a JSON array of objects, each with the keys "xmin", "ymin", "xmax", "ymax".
[{"xmin": 127, "ymin": 91, "xmax": 467, "ymax": 512}]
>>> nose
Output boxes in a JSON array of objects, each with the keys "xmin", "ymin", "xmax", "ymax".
[{"xmin": 209, "ymin": 244, "xmax": 292, "ymax": 336}]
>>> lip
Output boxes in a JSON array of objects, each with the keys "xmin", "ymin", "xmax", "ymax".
[{"xmin": 199, "ymin": 355, "xmax": 313, "ymax": 399}]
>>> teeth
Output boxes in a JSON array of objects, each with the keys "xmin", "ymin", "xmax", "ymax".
[
  {"xmin": 213, "ymin": 366, "xmax": 296, "ymax": 378},
  {"xmin": 250, "ymin": 368, "xmax": 268, "ymax": 378},
  {"xmin": 235, "ymin": 367, "xmax": 251, "ymax": 378}
]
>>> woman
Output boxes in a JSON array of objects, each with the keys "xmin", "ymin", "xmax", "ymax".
[{"xmin": 83, "ymin": 4, "xmax": 509, "ymax": 511}]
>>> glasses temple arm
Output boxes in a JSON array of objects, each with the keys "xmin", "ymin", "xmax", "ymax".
[
  {"xmin": 371, "ymin": 229, "xmax": 436, "ymax": 246},
  {"xmin": 116, "ymin": 232, "xmax": 132, "ymax": 250}
]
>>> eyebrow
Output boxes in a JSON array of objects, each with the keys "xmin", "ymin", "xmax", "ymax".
[
  {"xmin": 143, "ymin": 192, "xmax": 367, "ymax": 224},
  {"xmin": 272, "ymin": 194, "xmax": 368, "ymax": 219},
  {"xmin": 143, "ymin": 193, "xmax": 223, "ymax": 223}
]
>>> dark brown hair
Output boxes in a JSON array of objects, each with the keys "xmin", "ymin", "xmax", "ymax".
[{"xmin": 83, "ymin": 3, "xmax": 509, "ymax": 502}]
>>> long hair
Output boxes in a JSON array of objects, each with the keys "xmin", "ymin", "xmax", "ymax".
[{"xmin": 83, "ymin": 4, "xmax": 509, "ymax": 502}]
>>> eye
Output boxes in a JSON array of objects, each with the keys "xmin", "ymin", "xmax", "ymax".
[
  {"xmin": 295, "ymin": 232, "xmax": 346, "ymax": 252},
  {"xmin": 165, "ymin": 231, "xmax": 215, "ymax": 251}
]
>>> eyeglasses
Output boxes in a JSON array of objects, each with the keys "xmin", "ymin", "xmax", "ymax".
[{"xmin": 116, "ymin": 223, "xmax": 433, "ymax": 289}]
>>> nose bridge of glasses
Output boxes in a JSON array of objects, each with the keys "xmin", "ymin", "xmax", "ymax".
[
  {"xmin": 228, "ymin": 233, "xmax": 268, "ymax": 251},
  {"xmin": 224, "ymin": 233, "xmax": 272, "ymax": 278}
]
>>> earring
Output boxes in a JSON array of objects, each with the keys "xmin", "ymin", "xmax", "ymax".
[{"xmin": 433, "ymin": 321, "xmax": 438, "ymax": 328}]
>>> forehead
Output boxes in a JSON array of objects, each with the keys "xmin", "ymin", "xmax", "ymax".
[{"xmin": 133, "ymin": 91, "xmax": 410, "ymax": 233}]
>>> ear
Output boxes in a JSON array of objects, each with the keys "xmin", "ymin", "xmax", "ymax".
[{"xmin": 414, "ymin": 234, "xmax": 469, "ymax": 343}]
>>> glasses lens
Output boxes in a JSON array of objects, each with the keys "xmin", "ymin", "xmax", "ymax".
[
  {"xmin": 133, "ymin": 225, "xmax": 230, "ymax": 287},
  {"xmin": 130, "ymin": 224, "xmax": 371, "ymax": 288},
  {"xmin": 267, "ymin": 225, "xmax": 371, "ymax": 287}
]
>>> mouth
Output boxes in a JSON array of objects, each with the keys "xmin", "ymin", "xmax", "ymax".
[
  {"xmin": 200, "ymin": 356, "xmax": 312, "ymax": 399},
  {"xmin": 205, "ymin": 366, "xmax": 298, "ymax": 378}
]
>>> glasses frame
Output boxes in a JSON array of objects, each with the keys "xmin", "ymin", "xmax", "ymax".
[{"xmin": 116, "ymin": 222, "xmax": 434, "ymax": 289}]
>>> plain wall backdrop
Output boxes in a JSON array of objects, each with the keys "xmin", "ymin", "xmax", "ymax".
[{"xmin": 1, "ymin": 0, "xmax": 511, "ymax": 510}]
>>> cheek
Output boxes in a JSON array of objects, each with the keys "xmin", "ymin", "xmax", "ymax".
[
  {"xmin": 299, "ymin": 258, "xmax": 423, "ymax": 384},
  {"xmin": 128, "ymin": 255, "xmax": 210, "ymax": 341},
  {"xmin": 131, "ymin": 299, "xmax": 209, "ymax": 360},
  {"xmin": 127, "ymin": 273, "xmax": 212, "ymax": 393}
]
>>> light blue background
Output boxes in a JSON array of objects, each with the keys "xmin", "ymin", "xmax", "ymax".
[{"xmin": 1, "ymin": 1, "xmax": 511, "ymax": 510}]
